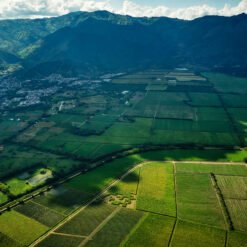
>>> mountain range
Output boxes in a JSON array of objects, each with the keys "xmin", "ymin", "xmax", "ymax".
[{"xmin": 0, "ymin": 11, "xmax": 247, "ymax": 78}]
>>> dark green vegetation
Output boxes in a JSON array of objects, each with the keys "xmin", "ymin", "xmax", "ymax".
[{"xmin": 1, "ymin": 12, "xmax": 247, "ymax": 77}]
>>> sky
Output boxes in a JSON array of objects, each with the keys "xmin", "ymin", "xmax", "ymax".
[{"xmin": 0, "ymin": 0, "xmax": 246, "ymax": 20}]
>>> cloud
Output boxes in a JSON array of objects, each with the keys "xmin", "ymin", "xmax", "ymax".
[
  {"xmin": 117, "ymin": 0, "xmax": 247, "ymax": 19},
  {"xmin": 0, "ymin": 0, "xmax": 246, "ymax": 20}
]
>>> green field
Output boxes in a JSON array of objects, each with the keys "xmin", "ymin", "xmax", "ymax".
[
  {"xmin": 136, "ymin": 162, "xmax": 176, "ymax": 216},
  {"xmin": 225, "ymin": 199, "xmax": 247, "ymax": 232},
  {"xmin": 85, "ymin": 208, "xmax": 144, "ymax": 247},
  {"xmin": 0, "ymin": 211, "xmax": 48, "ymax": 246},
  {"xmin": 176, "ymin": 173, "xmax": 226, "ymax": 228},
  {"xmin": 171, "ymin": 220, "xmax": 226, "ymax": 247},
  {"xmin": 56, "ymin": 203, "xmax": 115, "ymax": 236},
  {"xmin": 37, "ymin": 234, "xmax": 83, "ymax": 247},
  {"xmin": 227, "ymin": 231, "xmax": 247, "ymax": 247},
  {"xmin": 176, "ymin": 163, "xmax": 247, "ymax": 176},
  {"xmin": 216, "ymin": 175, "xmax": 247, "ymax": 199},
  {"xmin": 15, "ymin": 201, "xmax": 64, "ymax": 227},
  {"xmin": 123, "ymin": 214, "xmax": 175, "ymax": 247}
]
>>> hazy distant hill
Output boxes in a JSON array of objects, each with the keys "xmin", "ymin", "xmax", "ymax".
[{"xmin": 0, "ymin": 11, "xmax": 246, "ymax": 77}]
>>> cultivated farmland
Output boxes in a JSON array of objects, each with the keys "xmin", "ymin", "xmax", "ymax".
[{"xmin": 0, "ymin": 70, "xmax": 247, "ymax": 246}]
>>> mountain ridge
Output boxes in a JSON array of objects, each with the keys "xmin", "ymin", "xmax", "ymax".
[{"xmin": 0, "ymin": 11, "xmax": 246, "ymax": 77}]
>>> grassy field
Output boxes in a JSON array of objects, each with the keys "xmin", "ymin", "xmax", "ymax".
[
  {"xmin": 123, "ymin": 214, "xmax": 175, "ymax": 247},
  {"xmin": 6, "ymin": 178, "xmax": 32, "ymax": 196},
  {"xmin": 0, "ymin": 191, "xmax": 8, "ymax": 204},
  {"xmin": 171, "ymin": 220, "xmax": 226, "ymax": 247},
  {"xmin": 56, "ymin": 203, "xmax": 115, "ymax": 236},
  {"xmin": 37, "ymin": 234, "xmax": 83, "ymax": 247},
  {"xmin": 225, "ymin": 199, "xmax": 247, "ymax": 232},
  {"xmin": 109, "ymin": 167, "xmax": 140, "ymax": 197},
  {"xmin": 136, "ymin": 162, "xmax": 176, "ymax": 216},
  {"xmin": 227, "ymin": 231, "xmax": 247, "ymax": 247},
  {"xmin": 176, "ymin": 173, "xmax": 226, "ymax": 228},
  {"xmin": 85, "ymin": 208, "xmax": 143, "ymax": 247},
  {"xmin": 216, "ymin": 175, "xmax": 247, "ymax": 199},
  {"xmin": 0, "ymin": 210, "xmax": 48, "ymax": 246},
  {"xmin": 15, "ymin": 201, "xmax": 64, "ymax": 227},
  {"xmin": 176, "ymin": 163, "xmax": 247, "ymax": 176}
]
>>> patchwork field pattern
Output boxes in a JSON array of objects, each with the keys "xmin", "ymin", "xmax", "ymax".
[
  {"xmin": 0, "ymin": 157, "xmax": 247, "ymax": 247},
  {"xmin": 0, "ymin": 70, "xmax": 247, "ymax": 246}
]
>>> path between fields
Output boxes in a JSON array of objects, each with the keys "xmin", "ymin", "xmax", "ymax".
[
  {"xmin": 52, "ymin": 232, "xmax": 87, "ymax": 238},
  {"xmin": 78, "ymin": 207, "xmax": 121, "ymax": 247},
  {"xmin": 29, "ymin": 163, "xmax": 143, "ymax": 247},
  {"xmin": 174, "ymin": 161, "xmax": 246, "ymax": 165}
]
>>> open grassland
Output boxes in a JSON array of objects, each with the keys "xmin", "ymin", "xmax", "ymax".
[
  {"xmin": 216, "ymin": 175, "xmax": 247, "ymax": 199},
  {"xmin": 37, "ymin": 234, "xmax": 83, "ymax": 247},
  {"xmin": 56, "ymin": 203, "xmax": 115, "ymax": 236},
  {"xmin": 225, "ymin": 199, "xmax": 247, "ymax": 232},
  {"xmin": 171, "ymin": 220, "xmax": 226, "ymax": 247},
  {"xmin": 176, "ymin": 163, "xmax": 247, "ymax": 176},
  {"xmin": 123, "ymin": 214, "xmax": 175, "ymax": 247},
  {"xmin": 227, "ymin": 231, "xmax": 247, "ymax": 247},
  {"xmin": 85, "ymin": 208, "xmax": 144, "ymax": 247},
  {"xmin": 176, "ymin": 173, "xmax": 226, "ymax": 228},
  {"xmin": 0, "ymin": 210, "xmax": 48, "ymax": 246},
  {"xmin": 6, "ymin": 178, "xmax": 32, "ymax": 196},
  {"xmin": 136, "ymin": 162, "xmax": 176, "ymax": 216},
  {"xmin": 15, "ymin": 200, "xmax": 64, "ymax": 227}
]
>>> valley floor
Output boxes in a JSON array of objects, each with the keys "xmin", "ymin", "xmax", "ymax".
[{"xmin": 0, "ymin": 152, "xmax": 246, "ymax": 247}]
